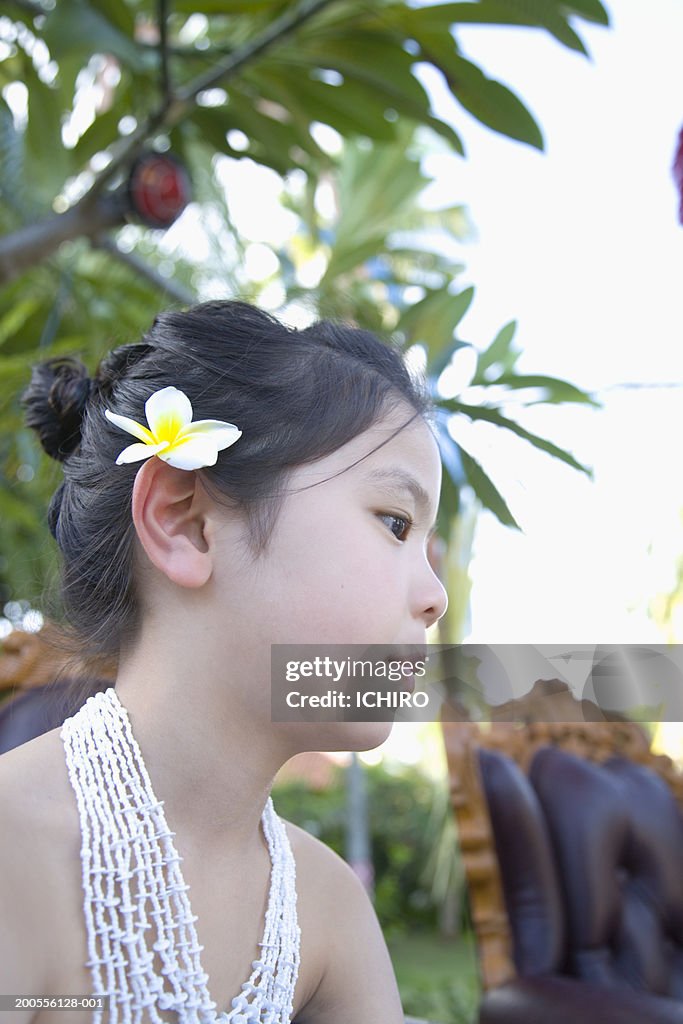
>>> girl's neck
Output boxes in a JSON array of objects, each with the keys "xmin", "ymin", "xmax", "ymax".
[{"xmin": 113, "ymin": 646, "xmax": 284, "ymax": 856}]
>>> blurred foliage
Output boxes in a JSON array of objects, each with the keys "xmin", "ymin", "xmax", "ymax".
[
  {"xmin": 1, "ymin": 0, "xmax": 609, "ymax": 209},
  {"xmin": 0, "ymin": 0, "xmax": 609, "ymax": 614},
  {"xmin": 649, "ymin": 509, "xmax": 683, "ymax": 643},
  {"xmin": 271, "ymin": 129, "xmax": 600, "ymax": 548},
  {"xmin": 274, "ymin": 758, "xmax": 482, "ymax": 1021},
  {"xmin": 388, "ymin": 928, "xmax": 480, "ymax": 1024},
  {"xmin": 273, "ymin": 758, "xmax": 463, "ymax": 937}
]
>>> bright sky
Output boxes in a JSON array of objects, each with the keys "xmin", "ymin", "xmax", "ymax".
[
  {"xmin": 416, "ymin": 0, "xmax": 683, "ymax": 645},
  {"xmin": 377, "ymin": 0, "xmax": 683, "ymax": 766},
  {"xmin": 194, "ymin": 0, "xmax": 683, "ymax": 649}
]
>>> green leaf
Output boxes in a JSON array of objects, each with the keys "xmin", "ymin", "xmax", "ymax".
[
  {"xmin": 332, "ymin": 134, "xmax": 428, "ymax": 241},
  {"xmin": 409, "ymin": 0, "xmax": 592, "ymax": 53},
  {"xmin": 172, "ymin": 0, "xmax": 281, "ymax": 11},
  {"xmin": 418, "ymin": 204, "xmax": 472, "ymax": 239},
  {"xmin": 437, "ymin": 53, "xmax": 544, "ymax": 149},
  {"xmin": 51, "ymin": 52, "xmax": 90, "ymax": 117},
  {"xmin": 444, "ymin": 400, "xmax": 592, "ymax": 475},
  {"xmin": 436, "ymin": 460, "xmax": 461, "ymax": 536},
  {"xmin": 300, "ymin": 75, "xmax": 404, "ymax": 141},
  {"xmin": 42, "ymin": 0, "xmax": 148, "ymax": 72},
  {"xmin": 192, "ymin": 99, "xmax": 317, "ymax": 176},
  {"xmin": 418, "ymin": 114, "xmax": 466, "ymax": 156},
  {"xmin": 431, "ymin": 340, "xmax": 473, "ymax": 381},
  {"xmin": 0, "ymin": 299, "xmax": 42, "ymax": 349},
  {"xmin": 399, "ymin": 21, "xmax": 544, "ymax": 148},
  {"xmin": 72, "ymin": 104, "xmax": 124, "ymax": 164},
  {"xmin": 250, "ymin": 70, "xmax": 400, "ymax": 143},
  {"xmin": 383, "ymin": 248, "xmax": 465, "ymax": 281},
  {"xmin": 419, "ymin": 41, "xmax": 540, "ymax": 149},
  {"xmin": 384, "ymin": 3, "xmax": 526, "ymax": 34},
  {"xmin": 23, "ymin": 60, "xmax": 71, "ymax": 200},
  {"xmin": 562, "ymin": 1, "xmax": 610, "ymax": 27},
  {"xmin": 88, "ymin": 0, "xmax": 135, "ymax": 36},
  {"xmin": 323, "ymin": 236, "xmax": 390, "ymax": 281},
  {"xmin": 396, "ymin": 286, "xmax": 475, "ymax": 378},
  {"xmin": 0, "ymin": 95, "xmax": 24, "ymax": 215},
  {"xmin": 434, "ymin": 421, "xmax": 465, "ymax": 530},
  {"xmin": 0, "ymin": 337, "xmax": 89, "ymax": 382},
  {"xmin": 486, "ymin": 374, "xmax": 599, "ymax": 406},
  {"xmin": 0, "ymin": 485, "xmax": 40, "ymax": 531},
  {"xmin": 253, "ymin": 55, "xmax": 464, "ymax": 154},
  {"xmin": 472, "ymin": 320, "xmax": 519, "ymax": 382},
  {"xmin": 456, "ymin": 443, "xmax": 520, "ymax": 529},
  {"xmin": 487, "ymin": 0, "xmax": 590, "ymax": 53},
  {"xmin": 286, "ymin": 30, "xmax": 429, "ymax": 108},
  {"xmin": 1, "ymin": 5, "xmax": 41, "ymax": 31}
]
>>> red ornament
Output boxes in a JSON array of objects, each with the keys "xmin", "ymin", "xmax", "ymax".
[
  {"xmin": 673, "ymin": 125, "xmax": 683, "ymax": 225},
  {"xmin": 127, "ymin": 152, "xmax": 191, "ymax": 228}
]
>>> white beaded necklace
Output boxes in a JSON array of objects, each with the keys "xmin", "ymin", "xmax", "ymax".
[{"xmin": 61, "ymin": 688, "xmax": 301, "ymax": 1024}]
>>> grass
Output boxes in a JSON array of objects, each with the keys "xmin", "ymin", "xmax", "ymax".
[{"xmin": 387, "ymin": 928, "xmax": 481, "ymax": 1024}]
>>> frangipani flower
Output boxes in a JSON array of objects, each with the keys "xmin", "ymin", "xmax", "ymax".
[{"xmin": 104, "ymin": 386, "xmax": 242, "ymax": 471}]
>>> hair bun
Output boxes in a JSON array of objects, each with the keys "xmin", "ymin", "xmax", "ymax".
[
  {"xmin": 93, "ymin": 341, "xmax": 155, "ymax": 401},
  {"xmin": 21, "ymin": 357, "xmax": 93, "ymax": 463}
]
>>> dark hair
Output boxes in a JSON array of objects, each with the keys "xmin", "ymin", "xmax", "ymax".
[{"xmin": 22, "ymin": 300, "xmax": 431, "ymax": 668}]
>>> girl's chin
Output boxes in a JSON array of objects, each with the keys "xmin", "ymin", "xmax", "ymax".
[
  {"xmin": 280, "ymin": 719, "xmax": 395, "ymax": 754},
  {"xmin": 326, "ymin": 720, "xmax": 395, "ymax": 753}
]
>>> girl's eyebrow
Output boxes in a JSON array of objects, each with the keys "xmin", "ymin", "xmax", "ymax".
[{"xmin": 362, "ymin": 466, "xmax": 438, "ymax": 529}]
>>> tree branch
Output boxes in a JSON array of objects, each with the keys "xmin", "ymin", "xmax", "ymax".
[
  {"xmin": 0, "ymin": 195, "xmax": 126, "ymax": 286},
  {"xmin": 177, "ymin": 0, "xmax": 336, "ymax": 104},
  {"xmin": 92, "ymin": 236, "xmax": 196, "ymax": 306},
  {"xmin": 137, "ymin": 41, "xmax": 234, "ymax": 59},
  {"xmin": 0, "ymin": 0, "xmax": 339, "ymax": 284},
  {"xmin": 86, "ymin": 0, "xmax": 338, "ymax": 199}
]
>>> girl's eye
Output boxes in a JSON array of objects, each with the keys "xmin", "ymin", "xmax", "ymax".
[{"xmin": 379, "ymin": 513, "xmax": 412, "ymax": 542}]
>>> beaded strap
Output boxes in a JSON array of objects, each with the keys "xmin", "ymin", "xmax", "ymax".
[{"xmin": 61, "ymin": 689, "xmax": 300, "ymax": 1024}]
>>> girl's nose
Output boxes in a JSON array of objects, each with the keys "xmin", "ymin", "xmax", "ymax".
[
  {"xmin": 417, "ymin": 536, "xmax": 449, "ymax": 629},
  {"xmin": 422, "ymin": 570, "xmax": 449, "ymax": 629}
]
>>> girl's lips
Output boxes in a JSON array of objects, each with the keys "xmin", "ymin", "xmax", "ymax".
[{"xmin": 401, "ymin": 673, "xmax": 416, "ymax": 694}]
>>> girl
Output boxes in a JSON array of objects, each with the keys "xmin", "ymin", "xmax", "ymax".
[{"xmin": 0, "ymin": 300, "xmax": 447, "ymax": 1023}]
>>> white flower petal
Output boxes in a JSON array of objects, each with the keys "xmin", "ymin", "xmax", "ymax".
[
  {"xmin": 159, "ymin": 435, "xmax": 220, "ymax": 471},
  {"xmin": 177, "ymin": 420, "xmax": 242, "ymax": 451},
  {"xmin": 145, "ymin": 386, "xmax": 193, "ymax": 441},
  {"xmin": 105, "ymin": 409, "xmax": 156, "ymax": 445},
  {"xmin": 115, "ymin": 441, "xmax": 170, "ymax": 465}
]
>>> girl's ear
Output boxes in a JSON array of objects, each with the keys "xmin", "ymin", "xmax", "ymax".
[{"xmin": 130, "ymin": 457, "xmax": 213, "ymax": 589}]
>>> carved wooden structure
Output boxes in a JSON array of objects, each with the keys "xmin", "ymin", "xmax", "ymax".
[
  {"xmin": 0, "ymin": 623, "xmax": 117, "ymax": 696},
  {"xmin": 440, "ymin": 678, "xmax": 683, "ymax": 993}
]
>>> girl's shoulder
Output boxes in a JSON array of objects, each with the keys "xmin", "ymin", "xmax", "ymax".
[
  {"xmin": 0, "ymin": 725, "xmax": 77, "ymax": 837},
  {"xmin": 0, "ymin": 728, "xmax": 81, "ymax": 1006},
  {"xmin": 0, "ymin": 725, "xmax": 80, "ymax": 906},
  {"xmin": 278, "ymin": 820, "xmax": 341, "ymax": 1010},
  {"xmin": 279, "ymin": 818, "xmax": 404, "ymax": 1023},
  {"xmin": 282, "ymin": 817, "xmax": 363, "ymax": 896}
]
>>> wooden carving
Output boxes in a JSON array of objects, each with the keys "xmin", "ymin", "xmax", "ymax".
[
  {"xmin": 0, "ymin": 624, "xmax": 117, "ymax": 694},
  {"xmin": 441, "ymin": 718, "xmax": 516, "ymax": 991}
]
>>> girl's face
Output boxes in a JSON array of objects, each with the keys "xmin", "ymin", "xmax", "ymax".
[
  {"xmin": 209, "ymin": 403, "xmax": 448, "ymax": 751},
  {"xmin": 244, "ymin": 404, "xmax": 447, "ymax": 648}
]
